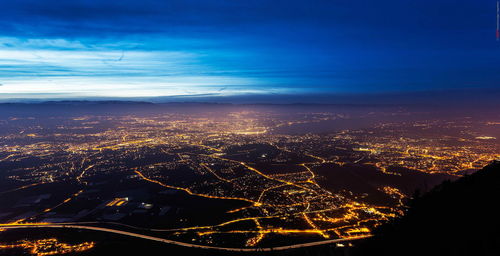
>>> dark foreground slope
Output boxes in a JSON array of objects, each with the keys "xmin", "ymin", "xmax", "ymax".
[{"xmin": 354, "ymin": 161, "xmax": 500, "ymax": 256}]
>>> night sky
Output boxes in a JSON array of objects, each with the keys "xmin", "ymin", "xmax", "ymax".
[{"xmin": 0, "ymin": 0, "xmax": 499, "ymax": 101}]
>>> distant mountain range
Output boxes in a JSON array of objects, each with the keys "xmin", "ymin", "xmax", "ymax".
[
  {"xmin": 0, "ymin": 100, "xmax": 403, "ymax": 107},
  {"xmin": 1, "ymin": 88, "xmax": 500, "ymax": 106}
]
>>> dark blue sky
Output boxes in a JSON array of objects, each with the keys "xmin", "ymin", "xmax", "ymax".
[{"xmin": 0, "ymin": 0, "xmax": 499, "ymax": 100}]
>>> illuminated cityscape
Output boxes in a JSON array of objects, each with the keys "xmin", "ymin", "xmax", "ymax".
[
  {"xmin": 0, "ymin": 0, "xmax": 498, "ymax": 254},
  {"xmin": 0, "ymin": 238, "xmax": 94, "ymax": 256},
  {"xmin": 0, "ymin": 104, "xmax": 498, "ymax": 254}
]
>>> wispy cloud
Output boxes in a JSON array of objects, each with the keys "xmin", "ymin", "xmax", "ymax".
[
  {"xmin": 0, "ymin": 1, "xmax": 498, "ymax": 100},
  {"xmin": 0, "ymin": 37, "xmax": 273, "ymax": 98}
]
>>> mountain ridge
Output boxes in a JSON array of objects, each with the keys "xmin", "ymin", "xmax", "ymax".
[{"xmin": 354, "ymin": 160, "xmax": 500, "ymax": 256}]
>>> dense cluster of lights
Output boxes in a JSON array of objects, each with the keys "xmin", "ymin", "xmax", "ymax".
[
  {"xmin": 0, "ymin": 112, "xmax": 497, "ymax": 249},
  {"xmin": 0, "ymin": 238, "xmax": 94, "ymax": 256}
]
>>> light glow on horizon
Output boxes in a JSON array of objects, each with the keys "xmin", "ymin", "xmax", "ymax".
[{"xmin": 0, "ymin": 39, "xmax": 281, "ymax": 99}]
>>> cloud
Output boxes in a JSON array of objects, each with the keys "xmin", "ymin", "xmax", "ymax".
[
  {"xmin": 0, "ymin": 1, "xmax": 498, "ymax": 100},
  {"xmin": 0, "ymin": 0, "xmax": 489, "ymax": 40}
]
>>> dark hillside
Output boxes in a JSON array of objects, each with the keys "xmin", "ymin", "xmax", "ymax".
[{"xmin": 354, "ymin": 161, "xmax": 500, "ymax": 256}]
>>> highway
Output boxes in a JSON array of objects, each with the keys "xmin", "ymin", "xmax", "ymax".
[{"xmin": 0, "ymin": 223, "xmax": 371, "ymax": 252}]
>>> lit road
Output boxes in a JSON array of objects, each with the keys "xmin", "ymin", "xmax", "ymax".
[{"xmin": 0, "ymin": 223, "xmax": 371, "ymax": 252}]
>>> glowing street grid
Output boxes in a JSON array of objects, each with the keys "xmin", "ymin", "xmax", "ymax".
[{"xmin": 0, "ymin": 110, "xmax": 498, "ymax": 248}]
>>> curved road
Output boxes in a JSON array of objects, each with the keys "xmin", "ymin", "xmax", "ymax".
[{"xmin": 0, "ymin": 223, "xmax": 371, "ymax": 252}]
